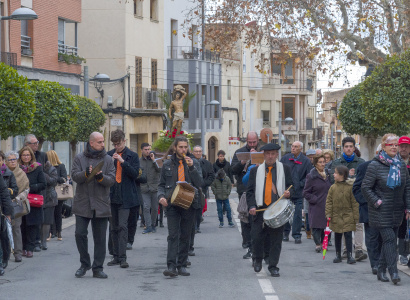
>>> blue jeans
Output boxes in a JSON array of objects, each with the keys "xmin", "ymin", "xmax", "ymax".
[
  {"xmin": 216, "ymin": 200, "xmax": 232, "ymax": 223},
  {"xmin": 284, "ymin": 198, "xmax": 303, "ymax": 239}
]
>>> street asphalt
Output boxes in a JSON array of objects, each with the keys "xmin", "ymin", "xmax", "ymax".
[{"xmin": 1, "ymin": 189, "xmax": 410, "ymax": 299}]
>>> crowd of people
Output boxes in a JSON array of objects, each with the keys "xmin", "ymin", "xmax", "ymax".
[{"xmin": 1, "ymin": 129, "xmax": 409, "ymax": 287}]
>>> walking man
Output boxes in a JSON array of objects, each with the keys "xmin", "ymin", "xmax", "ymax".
[
  {"xmin": 281, "ymin": 141, "xmax": 313, "ymax": 244},
  {"xmin": 107, "ymin": 130, "xmax": 140, "ymax": 268},
  {"xmin": 159, "ymin": 136, "xmax": 203, "ymax": 277},
  {"xmin": 72, "ymin": 132, "xmax": 115, "ymax": 279},
  {"xmin": 140, "ymin": 143, "xmax": 161, "ymax": 234}
]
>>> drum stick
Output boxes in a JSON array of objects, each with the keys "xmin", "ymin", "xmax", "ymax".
[{"xmin": 255, "ymin": 185, "xmax": 293, "ymax": 212}]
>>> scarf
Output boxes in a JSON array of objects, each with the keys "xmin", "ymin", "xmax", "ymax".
[
  {"xmin": 216, "ymin": 159, "xmax": 226, "ymax": 168},
  {"xmin": 342, "ymin": 152, "xmax": 355, "ymax": 163},
  {"xmin": 85, "ymin": 142, "xmax": 105, "ymax": 159},
  {"xmin": 255, "ymin": 162, "xmax": 285, "ymax": 207},
  {"xmin": 20, "ymin": 162, "xmax": 41, "ymax": 174},
  {"xmin": 316, "ymin": 168, "xmax": 327, "ymax": 180},
  {"xmin": 379, "ymin": 150, "xmax": 401, "ymax": 189},
  {"xmin": 12, "ymin": 165, "xmax": 30, "ymax": 194},
  {"xmin": 0, "ymin": 164, "xmax": 7, "ymax": 175},
  {"xmin": 289, "ymin": 153, "xmax": 302, "ymax": 165}
]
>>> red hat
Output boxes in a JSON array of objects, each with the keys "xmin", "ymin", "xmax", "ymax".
[{"xmin": 398, "ymin": 136, "xmax": 410, "ymax": 145}]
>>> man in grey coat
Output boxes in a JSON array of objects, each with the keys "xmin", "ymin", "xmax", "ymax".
[{"xmin": 72, "ymin": 132, "xmax": 116, "ymax": 279}]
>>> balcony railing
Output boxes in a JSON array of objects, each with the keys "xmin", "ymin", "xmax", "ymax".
[
  {"xmin": 168, "ymin": 46, "xmax": 220, "ymax": 63},
  {"xmin": 21, "ymin": 35, "xmax": 32, "ymax": 56},
  {"xmin": 0, "ymin": 52, "xmax": 17, "ymax": 67},
  {"xmin": 58, "ymin": 43, "xmax": 78, "ymax": 56},
  {"xmin": 132, "ymin": 87, "xmax": 171, "ymax": 110},
  {"xmin": 263, "ymin": 121, "xmax": 271, "ymax": 128}
]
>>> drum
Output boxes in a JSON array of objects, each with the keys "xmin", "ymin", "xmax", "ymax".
[
  {"xmin": 170, "ymin": 183, "xmax": 195, "ymax": 209},
  {"xmin": 263, "ymin": 199, "xmax": 294, "ymax": 229}
]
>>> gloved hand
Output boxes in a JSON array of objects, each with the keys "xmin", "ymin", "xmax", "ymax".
[
  {"xmin": 95, "ymin": 172, "xmax": 104, "ymax": 181},
  {"xmin": 85, "ymin": 166, "xmax": 91, "ymax": 177}
]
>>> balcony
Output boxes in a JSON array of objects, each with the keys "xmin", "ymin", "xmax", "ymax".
[
  {"xmin": 131, "ymin": 88, "xmax": 170, "ymax": 113},
  {"xmin": 168, "ymin": 46, "xmax": 220, "ymax": 63},
  {"xmin": 21, "ymin": 35, "xmax": 32, "ymax": 56},
  {"xmin": 263, "ymin": 121, "xmax": 271, "ymax": 128},
  {"xmin": 58, "ymin": 43, "xmax": 78, "ymax": 56},
  {"xmin": 0, "ymin": 52, "xmax": 17, "ymax": 67}
]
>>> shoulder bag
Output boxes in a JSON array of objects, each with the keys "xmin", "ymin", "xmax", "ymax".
[
  {"xmin": 28, "ymin": 193, "xmax": 44, "ymax": 208},
  {"xmin": 55, "ymin": 180, "xmax": 73, "ymax": 201}
]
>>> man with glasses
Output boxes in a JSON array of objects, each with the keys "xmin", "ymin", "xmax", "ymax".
[
  {"xmin": 24, "ymin": 134, "xmax": 48, "ymax": 166},
  {"xmin": 139, "ymin": 143, "xmax": 161, "ymax": 234},
  {"xmin": 106, "ymin": 130, "xmax": 140, "ymax": 269}
]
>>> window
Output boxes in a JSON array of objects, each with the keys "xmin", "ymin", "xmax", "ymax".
[
  {"xmin": 229, "ymin": 120, "xmax": 233, "ymax": 137},
  {"xmin": 151, "ymin": 59, "xmax": 157, "ymax": 89},
  {"xmin": 243, "ymin": 51, "xmax": 246, "ymax": 73},
  {"xmin": 21, "ymin": 19, "xmax": 31, "ymax": 55},
  {"xmin": 262, "ymin": 110, "xmax": 270, "ymax": 122},
  {"xmin": 271, "ymin": 56, "xmax": 295, "ymax": 84},
  {"xmin": 134, "ymin": 0, "xmax": 143, "ymax": 17},
  {"xmin": 282, "ymin": 97, "xmax": 295, "ymax": 120},
  {"xmin": 135, "ymin": 57, "xmax": 142, "ymax": 108},
  {"xmin": 58, "ymin": 18, "xmax": 65, "ymax": 45},
  {"xmin": 214, "ymin": 87, "xmax": 219, "ymax": 118},
  {"xmin": 227, "ymin": 80, "xmax": 231, "ymax": 100},
  {"xmin": 150, "ymin": 0, "xmax": 158, "ymax": 21},
  {"xmin": 191, "ymin": 25, "xmax": 198, "ymax": 48},
  {"xmin": 170, "ymin": 19, "xmax": 178, "ymax": 58}
]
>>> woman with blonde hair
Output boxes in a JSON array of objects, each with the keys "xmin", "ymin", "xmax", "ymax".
[
  {"xmin": 47, "ymin": 150, "xmax": 67, "ymax": 241},
  {"xmin": 323, "ymin": 149, "xmax": 335, "ymax": 165}
]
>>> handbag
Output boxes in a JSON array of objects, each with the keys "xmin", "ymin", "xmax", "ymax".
[
  {"xmin": 55, "ymin": 181, "xmax": 73, "ymax": 200},
  {"xmin": 405, "ymin": 219, "xmax": 410, "ymax": 254},
  {"xmin": 62, "ymin": 199, "xmax": 73, "ymax": 218},
  {"xmin": 28, "ymin": 193, "xmax": 44, "ymax": 208}
]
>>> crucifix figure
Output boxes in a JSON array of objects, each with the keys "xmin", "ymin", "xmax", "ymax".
[{"xmin": 169, "ymin": 85, "xmax": 187, "ymax": 135}]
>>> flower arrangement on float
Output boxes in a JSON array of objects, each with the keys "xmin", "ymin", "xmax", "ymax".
[{"xmin": 152, "ymin": 129, "xmax": 194, "ymax": 152}]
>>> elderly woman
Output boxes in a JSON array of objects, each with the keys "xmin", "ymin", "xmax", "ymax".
[
  {"xmin": 0, "ymin": 151, "xmax": 18, "ymax": 269},
  {"xmin": 303, "ymin": 154, "xmax": 332, "ymax": 252},
  {"xmin": 362, "ymin": 133, "xmax": 410, "ymax": 285},
  {"xmin": 41, "ymin": 160, "xmax": 58, "ymax": 250},
  {"xmin": 47, "ymin": 150, "xmax": 67, "ymax": 241},
  {"xmin": 18, "ymin": 146, "xmax": 46, "ymax": 258},
  {"xmin": 323, "ymin": 149, "xmax": 335, "ymax": 165},
  {"xmin": 5, "ymin": 151, "xmax": 29, "ymax": 263}
]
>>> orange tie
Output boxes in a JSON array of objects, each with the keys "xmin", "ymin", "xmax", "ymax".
[
  {"xmin": 116, "ymin": 153, "xmax": 123, "ymax": 183},
  {"xmin": 264, "ymin": 167, "xmax": 273, "ymax": 206},
  {"xmin": 178, "ymin": 160, "xmax": 185, "ymax": 181}
]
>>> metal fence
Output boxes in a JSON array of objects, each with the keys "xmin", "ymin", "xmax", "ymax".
[
  {"xmin": 132, "ymin": 87, "xmax": 171, "ymax": 110},
  {"xmin": 58, "ymin": 44, "xmax": 78, "ymax": 56},
  {"xmin": 0, "ymin": 52, "xmax": 17, "ymax": 67},
  {"xmin": 21, "ymin": 35, "xmax": 32, "ymax": 55},
  {"xmin": 168, "ymin": 46, "xmax": 220, "ymax": 63}
]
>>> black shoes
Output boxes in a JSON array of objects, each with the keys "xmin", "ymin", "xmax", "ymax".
[
  {"xmin": 188, "ymin": 249, "xmax": 195, "ymax": 256},
  {"xmin": 372, "ymin": 267, "xmax": 378, "ymax": 275},
  {"xmin": 177, "ymin": 267, "xmax": 190, "ymax": 276},
  {"xmin": 333, "ymin": 252, "xmax": 342, "ymax": 263},
  {"xmin": 283, "ymin": 235, "xmax": 289, "ymax": 242},
  {"xmin": 107, "ymin": 258, "xmax": 121, "ymax": 266},
  {"xmin": 0, "ymin": 267, "xmax": 4, "ymax": 276},
  {"xmin": 75, "ymin": 266, "xmax": 91, "ymax": 278},
  {"xmin": 120, "ymin": 261, "xmax": 129, "ymax": 269},
  {"xmin": 93, "ymin": 271, "xmax": 108, "ymax": 279},
  {"xmin": 33, "ymin": 246, "xmax": 41, "ymax": 252},
  {"xmin": 377, "ymin": 269, "xmax": 390, "ymax": 282},
  {"xmin": 264, "ymin": 257, "xmax": 269, "ymax": 265},
  {"xmin": 187, "ymin": 258, "xmax": 191, "ymax": 266},
  {"xmin": 41, "ymin": 246, "xmax": 48, "ymax": 251},
  {"xmin": 346, "ymin": 252, "xmax": 356, "ymax": 264},
  {"xmin": 295, "ymin": 238, "xmax": 302, "ymax": 244},
  {"xmin": 163, "ymin": 266, "xmax": 178, "ymax": 277},
  {"xmin": 270, "ymin": 269, "xmax": 280, "ymax": 277},
  {"xmin": 126, "ymin": 243, "xmax": 132, "ymax": 250},
  {"xmin": 160, "ymin": 222, "xmax": 164, "ymax": 228},
  {"xmin": 2, "ymin": 260, "xmax": 8, "ymax": 269},
  {"xmin": 243, "ymin": 248, "xmax": 252, "ymax": 259},
  {"xmin": 254, "ymin": 260, "xmax": 262, "ymax": 273},
  {"xmin": 391, "ymin": 273, "xmax": 401, "ymax": 285}
]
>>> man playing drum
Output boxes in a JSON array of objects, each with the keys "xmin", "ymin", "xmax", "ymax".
[
  {"xmin": 158, "ymin": 136, "xmax": 203, "ymax": 277},
  {"xmin": 247, "ymin": 143, "xmax": 293, "ymax": 277}
]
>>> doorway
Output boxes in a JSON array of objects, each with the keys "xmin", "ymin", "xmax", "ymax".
[{"xmin": 207, "ymin": 136, "xmax": 218, "ymax": 163}]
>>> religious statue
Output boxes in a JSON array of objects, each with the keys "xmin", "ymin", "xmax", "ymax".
[{"xmin": 169, "ymin": 85, "xmax": 187, "ymax": 135}]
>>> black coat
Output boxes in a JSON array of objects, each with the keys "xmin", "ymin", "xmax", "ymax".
[
  {"xmin": 43, "ymin": 162, "xmax": 58, "ymax": 208},
  {"xmin": 362, "ymin": 156, "xmax": 410, "ymax": 228},
  {"xmin": 55, "ymin": 164, "xmax": 68, "ymax": 184},
  {"xmin": 200, "ymin": 158, "xmax": 215, "ymax": 189},
  {"xmin": 280, "ymin": 153, "xmax": 313, "ymax": 200},
  {"xmin": 24, "ymin": 165, "xmax": 46, "ymax": 225},
  {"xmin": 2, "ymin": 167, "xmax": 18, "ymax": 200},
  {"xmin": 352, "ymin": 160, "xmax": 372, "ymax": 223},
  {"xmin": 107, "ymin": 147, "xmax": 140, "ymax": 209},
  {"xmin": 213, "ymin": 159, "xmax": 234, "ymax": 183},
  {"xmin": 231, "ymin": 145, "xmax": 253, "ymax": 195},
  {"xmin": 0, "ymin": 174, "xmax": 13, "ymax": 217},
  {"xmin": 34, "ymin": 151, "xmax": 48, "ymax": 166},
  {"xmin": 246, "ymin": 162, "xmax": 293, "ymax": 210},
  {"xmin": 157, "ymin": 154, "xmax": 203, "ymax": 209}
]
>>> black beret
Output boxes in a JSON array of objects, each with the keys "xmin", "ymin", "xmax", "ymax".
[{"xmin": 260, "ymin": 143, "xmax": 281, "ymax": 151}]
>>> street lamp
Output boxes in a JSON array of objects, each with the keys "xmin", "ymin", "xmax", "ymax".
[
  {"xmin": 93, "ymin": 73, "xmax": 110, "ymax": 100},
  {"xmin": 201, "ymin": 95, "xmax": 220, "ymax": 154},
  {"xmin": 0, "ymin": 8, "xmax": 38, "ymax": 21}
]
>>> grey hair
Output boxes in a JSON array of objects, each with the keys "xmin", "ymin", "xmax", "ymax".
[
  {"xmin": 5, "ymin": 150, "xmax": 19, "ymax": 160},
  {"xmin": 193, "ymin": 145, "xmax": 202, "ymax": 151},
  {"xmin": 294, "ymin": 141, "xmax": 303, "ymax": 148},
  {"xmin": 24, "ymin": 134, "xmax": 37, "ymax": 145}
]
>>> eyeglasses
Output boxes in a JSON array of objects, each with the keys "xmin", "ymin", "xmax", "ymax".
[
  {"xmin": 28, "ymin": 141, "xmax": 39, "ymax": 145},
  {"xmin": 112, "ymin": 141, "xmax": 124, "ymax": 147},
  {"xmin": 385, "ymin": 144, "xmax": 399, "ymax": 147},
  {"xmin": 7, "ymin": 158, "xmax": 17, "ymax": 162},
  {"xmin": 21, "ymin": 154, "xmax": 32, "ymax": 157}
]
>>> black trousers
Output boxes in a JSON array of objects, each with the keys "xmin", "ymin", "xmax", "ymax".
[
  {"xmin": 312, "ymin": 228, "xmax": 325, "ymax": 246},
  {"xmin": 110, "ymin": 204, "xmax": 130, "ymax": 261},
  {"xmin": 21, "ymin": 217, "xmax": 37, "ymax": 252},
  {"xmin": 335, "ymin": 231, "xmax": 352, "ymax": 253},
  {"xmin": 194, "ymin": 206, "xmax": 203, "ymax": 230},
  {"xmin": 127, "ymin": 205, "xmax": 140, "ymax": 245},
  {"xmin": 239, "ymin": 193, "xmax": 252, "ymax": 248},
  {"xmin": 75, "ymin": 215, "xmax": 108, "ymax": 272},
  {"xmin": 189, "ymin": 207, "xmax": 202, "ymax": 251},
  {"xmin": 166, "ymin": 205, "xmax": 195, "ymax": 268},
  {"xmin": 0, "ymin": 230, "xmax": 10, "ymax": 262},
  {"xmin": 378, "ymin": 227, "xmax": 399, "ymax": 274},
  {"xmin": 251, "ymin": 212, "xmax": 284, "ymax": 272},
  {"xmin": 364, "ymin": 223, "xmax": 382, "ymax": 269},
  {"xmin": 51, "ymin": 200, "xmax": 64, "ymax": 234}
]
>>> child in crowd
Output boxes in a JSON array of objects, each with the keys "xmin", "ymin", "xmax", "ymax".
[
  {"xmin": 211, "ymin": 169, "xmax": 234, "ymax": 228},
  {"xmin": 325, "ymin": 165, "xmax": 359, "ymax": 264}
]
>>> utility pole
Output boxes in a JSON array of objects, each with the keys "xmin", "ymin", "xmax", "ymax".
[
  {"xmin": 84, "ymin": 65, "xmax": 89, "ymax": 98},
  {"xmin": 202, "ymin": 0, "xmax": 205, "ymax": 61}
]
